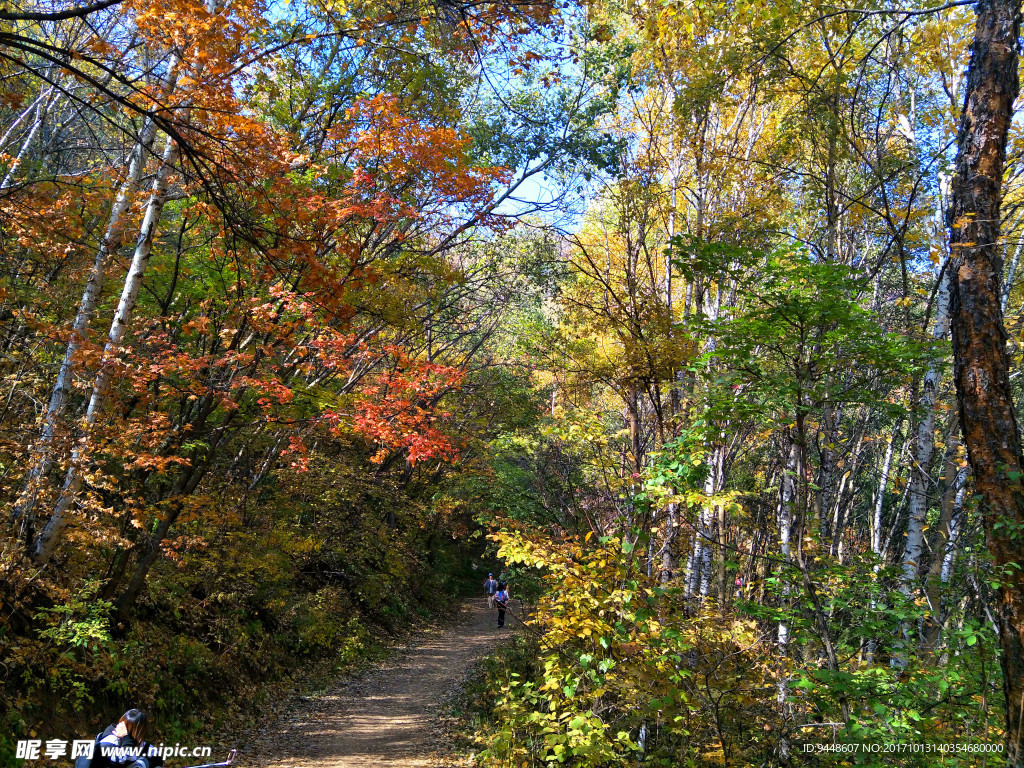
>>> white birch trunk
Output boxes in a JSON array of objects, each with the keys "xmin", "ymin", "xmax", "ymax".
[
  {"xmin": 872, "ymin": 423, "xmax": 900, "ymax": 557},
  {"xmin": 683, "ymin": 539, "xmax": 696, "ymax": 595},
  {"xmin": 31, "ymin": 0, "xmax": 219, "ymax": 563},
  {"xmin": 776, "ymin": 441, "xmax": 797, "ymax": 761},
  {"xmin": 1001, "ymin": 237, "xmax": 1023, "ymax": 313},
  {"xmin": 0, "ymin": 86, "xmax": 56, "ymax": 189},
  {"xmin": 0, "ymin": 89, "xmax": 51, "ymax": 153},
  {"xmin": 687, "ymin": 444, "xmax": 723, "ymax": 599},
  {"xmin": 686, "ymin": 515, "xmax": 705, "ymax": 598},
  {"xmin": 901, "ymin": 269, "xmax": 952, "ymax": 592},
  {"xmin": 14, "ymin": 56, "xmax": 180, "ymax": 528},
  {"xmin": 33, "ymin": 132, "xmax": 181, "ymax": 562},
  {"xmin": 866, "ymin": 422, "xmax": 900, "ymax": 663},
  {"xmin": 698, "ymin": 511, "xmax": 713, "ymax": 598},
  {"xmin": 690, "ymin": 279, "xmax": 723, "ymax": 600},
  {"xmin": 777, "ymin": 443, "xmax": 796, "ymax": 634},
  {"xmin": 941, "ymin": 468, "xmax": 968, "ymax": 584},
  {"xmin": 661, "ymin": 118, "xmax": 679, "ymax": 583}
]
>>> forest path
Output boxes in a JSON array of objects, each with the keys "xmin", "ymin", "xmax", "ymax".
[{"xmin": 249, "ymin": 597, "xmax": 505, "ymax": 768}]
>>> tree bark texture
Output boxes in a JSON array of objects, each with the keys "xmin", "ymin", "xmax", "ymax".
[{"xmin": 947, "ymin": 0, "xmax": 1024, "ymax": 760}]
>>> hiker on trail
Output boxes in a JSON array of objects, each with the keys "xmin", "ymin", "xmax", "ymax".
[
  {"xmin": 484, "ymin": 573, "xmax": 499, "ymax": 609},
  {"xmin": 495, "ymin": 584, "xmax": 510, "ymax": 627},
  {"xmin": 89, "ymin": 709, "xmax": 162, "ymax": 768}
]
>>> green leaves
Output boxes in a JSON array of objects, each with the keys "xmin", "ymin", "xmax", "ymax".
[
  {"xmin": 697, "ymin": 246, "xmax": 928, "ymax": 428},
  {"xmin": 35, "ymin": 580, "xmax": 113, "ymax": 651}
]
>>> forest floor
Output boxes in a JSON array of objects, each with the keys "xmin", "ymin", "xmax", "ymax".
[{"xmin": 245, "ymin": 597, "xmax": 507, "ymax": 768}]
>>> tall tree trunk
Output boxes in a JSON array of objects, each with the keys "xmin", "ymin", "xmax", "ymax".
[
  {"xmin": 716, "ymin": 500, "xmax": 728, "ymax": 605},
  {"xmin": 902, "ymin": 269, "xmax": 952, "ymax": 593},
  {"xmin": 947, "ymin": 0, "xmax": 1024, "ymax": 760},
  {"xmin": 688, "ymin": 444, "xmax": 722, "ymax": 600},
  {"xmin": 33, "ymin": 133, "xmax": 181, "ymax": 563},
  {"xmin": 686, "ymin": 507, "xmax": 707, "ymax": 598},
  {"xmin": 662, "ymin": 117, "xmax": 680, "ymax": 583},
  {"xmin": 689, "ymin": 278, "xmax": 723, "ymax": 601},
  {"xmin": 816, "ymin": 403, "xmax": 841, "ymax": 543},
  {"xmin": 923, "ymin": 436, "xmax": 968, "ymax": 653},
  {"xmin": 867, "ymin": 421, "xmax": 900, "ymax": 663},
  {"xmin": 941, "ymin": 470, "xmax": 968, "ymax": 585},
  {"xmin": 14, "ymin": 55, "xmax": 180, "ymax": 536},
  {"xmin": 776, "ymin": 439, "xmax": 797, "ymax": 763},
  {"xmin": 829, "ymin": 411, "xmax": 869, "ymax": 558},
  {"xmin": 1002, "ymin": 236, "xmax": 1024, "ymax": 313}
]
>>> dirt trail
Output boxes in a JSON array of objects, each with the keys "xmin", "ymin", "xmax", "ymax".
[{"xmin": 249, "ymin": 597, "xmax": 506, "ymax": 768}]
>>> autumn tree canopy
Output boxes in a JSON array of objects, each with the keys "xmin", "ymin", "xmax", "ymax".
[{"xmin": 1, "ymin": 0, "xmax": 1024, "ymax": 765}]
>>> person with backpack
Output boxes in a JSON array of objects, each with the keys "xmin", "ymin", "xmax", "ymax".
[
  {"xmin": 87, "ymin": 710, "xmax": 162, "ymax": 768},
  {"xmin": 495, "ymin": 584, "xmax": 510, "ymax": 628},
  {"xmin": 483, "ymin": 573, "xmax": 499, "ymax": 609}
]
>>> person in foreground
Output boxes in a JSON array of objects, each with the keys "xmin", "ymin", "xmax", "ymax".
[
  {"xmin": 495, "ymin": 583, "xmax": 510, "ymax": 628},
  {"xmin": 90, "ymin": 710, "xmax": 162, "ymax": 768}
]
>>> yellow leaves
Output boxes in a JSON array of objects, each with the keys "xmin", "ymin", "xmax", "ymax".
[{"xmin": 700, "ymin": 747, "xmax": 727, "ymax": 765}]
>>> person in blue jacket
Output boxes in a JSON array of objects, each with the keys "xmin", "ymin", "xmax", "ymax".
[
  {"xmin": 495, "ymin": 584, "xmax": 510, "ymax": 627},
  {"xmin": 483, "ymin": 573, "xmax": 499, "ymax": 609}
]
